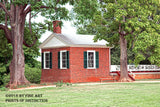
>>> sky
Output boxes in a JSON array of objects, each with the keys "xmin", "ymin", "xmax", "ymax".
[
  {"xmin": 32, "ymin": 3, "xmax": 77, "ymax": 43},
  {"xmin": 39, "ymin": 21, "xmax": 77, "ymax": 43},
  {"xmin": 36, "ymin": 20, "xmax": 77, "ymax": 61},
  {"xmin": 32, "ymin": 4, "xmax": 77, "ymax": 61}
]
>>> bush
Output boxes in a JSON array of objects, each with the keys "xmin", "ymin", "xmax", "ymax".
[
  {"xmin": 0, "ymin": 87, "xmax": 9, "ymax": 91},
  {"xmin": 2, "ymin": 74, "xmax": 10, "ymax": 87},
  {"xmin": 0, "ymin": 64, "xmax": 10, "ymax": 87},
  {"xmin": 0, "ymin": 63, "xmax": 41, "ymax": 87},
  {"xmin": 56, "ymin": 81, "xmax": 72, "ymax": 87},
  {"xmin": 56, "ymin": 81, "xmax": 64, "ymax": 87},
  {"xmin": 25, "ymin": 64, "xmax": 41, "ymax": 84}
]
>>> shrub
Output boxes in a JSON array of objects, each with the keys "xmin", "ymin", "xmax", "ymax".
[
  {"xmin": 0, "ymin": 87, "xmax": 9, "ymax": 91},
  {"xmin": 0, "ymin": 64, "xmax": 10, "ymax": 87},
  {"xmin": 0, "ymin": 63, "xmax": 41, "ymax": 87},
  {"xmin": 2, "ymin": 74, "xmax": 10, "ymax": 87},
  {"xmin": 56, "ymin": 81, "xmax": 64, "ymax": 87},
  {"xmin": 25, "ymin": 64, "xmax": 41, "ymax": 84},
  {"xmin": 66, "ymin": 82, "xmax": 72, "ymax": 86},
  {"xmin": 56, "ymin": 81, "xmax": 72, "ymax": 87}
]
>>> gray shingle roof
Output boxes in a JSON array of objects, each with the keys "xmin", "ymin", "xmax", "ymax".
[
  {"xmin": 39, "ymin": 33, "xmax": 110, "ymax": 48},
  {"xmin": 54, "ymin": 33, "xmax": 108, "ymax": 45}
]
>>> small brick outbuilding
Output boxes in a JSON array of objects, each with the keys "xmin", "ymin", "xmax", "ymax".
[{"xmin": 39, "ymin": 21, "xmax": 112, "ymax": 83}]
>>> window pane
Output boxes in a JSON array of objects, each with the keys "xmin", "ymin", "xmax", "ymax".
[
  {"xmin": 46, "ymin": 61, "xmax": 50, "ymax": 68},
  {"xmin": 62, "ymin": 61, "xmax": 66, "ymax": 67},
  {"xmin": 45, "ymin": 53, "xmax": 50, "ymax": 60},
  {"xmin": 45, "ymin": 53, "xmax": 50, "ymax": 68},
  {"xmin": 61, "ymin": 52, "xmax": 67, "ymax": 68},
  {"xmin": 88, "ymin": 52, "xmax": 94, "ymax": 68}
]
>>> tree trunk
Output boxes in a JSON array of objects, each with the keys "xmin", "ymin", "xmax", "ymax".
[
  {"xmin": 6, "ymin": 5, "xmax": 30, "ymax": 88},
  {"xmin": 119, "ymin": 34, "xmax": 132, "ymax": 82}
]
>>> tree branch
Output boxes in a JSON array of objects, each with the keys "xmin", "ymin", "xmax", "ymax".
[
  {"xmin": 24, "ymin": 5, "xmax": 50, "ymax": 15},
  {"xmin": 118, "ymin": 22, "xmax": 123, "ymax": 35},
  {"xmin": 115, "ymin": 0, "xmax": 118, "ymax": 4},
  {"xmin": 22, "ymin": 4, "xmax": 28, "ymax": 11},
  {"xmin": 5, "ymin": 13, "xmax": 7, "ymax": 26},
  {"xmin": 123, "ymin": 28, "xmax": 135, "ymax": 36},
  {"xmin": 0, "ymin": 24, "xmax": 11, "ymax": 43},
  {"xmin": 29, "ymin": 12, "xmax": 32, "ymax": 35},
  {"xmin": 31, "ymin": 11, "xmax": 40, "ymax": 18},
  {"xmin": 23, "ymin": 36, "xmax": 38, "ymax": 47},
  {"xmin": 24, "ymin": 5, "xmax": 31, "ymax": 15},
  {"xmin": 2, "ymin": 0, "xmax": 6, "ymax": 5},
  {"xmin": 0, "ymin": 3, "xmax": 11, "ymax": 18}
]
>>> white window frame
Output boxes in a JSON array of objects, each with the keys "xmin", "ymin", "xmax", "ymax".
[
  {"xmin": 44, "ymin": 51, "xmax": 50, "ymax": 69},
  {"xmin": 87, "ymin": 50, "xmax": 96, "ymax": 69},
  {"xmin": 60, "ymin": 50, "xmax": 67, "ymax": 69}
]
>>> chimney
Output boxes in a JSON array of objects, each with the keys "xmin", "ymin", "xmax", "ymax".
[{"xmin": 53, "ymin": 20, "xmax": 61, "ymax": 34}]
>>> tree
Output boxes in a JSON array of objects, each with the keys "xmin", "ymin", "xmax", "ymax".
[
  {"xmin": 0, "ymin": 25, "xmax": 41, "ymax": 86},
  {"xmin": 73, "ymin": 0, "xmax": 160, "ymax": 81},
  {"xmin": 0, "ymin": 0, "xmax": 74, "ymax": 88},
  {"xmin": 0, "ymin": 26, "xmax": 41, "ymax": 66}
]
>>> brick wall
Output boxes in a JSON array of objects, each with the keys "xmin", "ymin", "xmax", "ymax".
[
  {"xmin": 111, "ymin": 71, "xmax": 160, "ymax": 81},
  {"xmin": 41, "ymin": 47, "xmax": 71, "ymax": 83},
  {"xmin": 134, "ymin": 72, "xmax": 160, "ymax": 79},
  {"xmin": 41, "ymin": 47, "xmax": 111, "ymax": 83},
  {"xmin": 70, "ymin": 47, "xmax": 111, "ymax": 83}
]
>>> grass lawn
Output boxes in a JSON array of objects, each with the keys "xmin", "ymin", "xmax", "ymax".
[{"xmin": 0, "ymin": 82, "xmax": 160, "ymax": 107}]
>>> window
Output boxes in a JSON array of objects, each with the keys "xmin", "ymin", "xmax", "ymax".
[
  {"xmin": 87, "ymin": 51, "xmax": 95, "ymax": 68},
  {"xmin": 45, "ymin": 52, "xmax": 50, "ymax": 69},
  {"xmin": 84, "ymin": 51, "xmax": 99, "ymax": 69},
  {"xmin": 42, "ymin": 52, "xmax": 52, "ymax": 69},
  {"xmin": 61, "ymin": 51, "xmax": 67, "ymax": 68},
  {"xmin": 58, "ymin": 50, "xmax": 69, "ymax": 69}
]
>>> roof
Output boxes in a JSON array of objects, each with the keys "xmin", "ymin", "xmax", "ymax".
[{"xmin": 39, "ymin": 33, "xmax": 110, "ymax": 49}]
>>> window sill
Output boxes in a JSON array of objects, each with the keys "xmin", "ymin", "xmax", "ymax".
[
  {"xmin": 60, "ymin": 68, "xmax": 68, "ymax": 69},
  {"xmin": 87, "ymin": 67, "xmax": 96, "ymax": 69},
  {"xmin": 43, "ymin": 68, "xmax": 50, "ymax": 69}
]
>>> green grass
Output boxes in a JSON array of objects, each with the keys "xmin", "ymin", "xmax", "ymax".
[
  {"xmin": 136, "ymin": 79, "xmax": 160, "ymax": 81},
  {"xmin": 0, "ymin": 82, "xmax": 160, "ymax": 107}
]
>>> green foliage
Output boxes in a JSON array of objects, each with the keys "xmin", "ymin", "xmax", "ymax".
[
  {"xmin": 1, "ymin": 74, "xmax": 10, "ymax": 87},
  {"xmin": 111, "ymin": 46, "xmax": 135, "ymax": 65},
  {"xmin": 23, "ymin": 26, "xmax": 41, "ymax": 67},
  {"xmin": 0, "ymin": 25, "xmax": 41, "ymax": 86},
  {"xmin": 0, "ymin": 30, "xmax": 12, "ymax": 64},
  {"xmin": 66, "ymin": 82, "xmax": 72, "ymax": 86},
  {"xmin": 0, "ymin": 25, "xmax": 41, "ymax": 67},
  {"xmin": 25, "ymin": 63, "xmax": 41, "ymax": 84},
  {"xmin": 0, "ymin": 63, "xmax": 41, "ymax": 87},
  {"xmin": 0, "ymin": 64, "xmax": 10, "ymax": 87},
  {"xmin": 56, "ymin": 81, "xmax": 64, "ymax": 87},
  {"xmin": 56, "ymin": 81, "xmax": 72, "ymax": 87},
  {"xmin": 73, "ymin": 0, "xmax": 160, "ymax": 66},
  {"xmin": 0, "ymin": 0, "xmax": 76, "ymax": 85},
  {"xmin": 0, "ymin": 87, "xmax": 9, "ymax": 91}
]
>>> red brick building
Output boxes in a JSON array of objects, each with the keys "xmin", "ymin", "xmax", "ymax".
[{"xmin": 39, "ymin": 21, "xmax": 112, "ymax": 83}]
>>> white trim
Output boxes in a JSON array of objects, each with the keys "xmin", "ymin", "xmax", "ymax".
[
  {"xmin": 43, "ymin": 51, "xmax": 50, "ymax": 69},
  {"xmin": 133, "ymin": 72, "xmax": 160, "ymax": 75},
  {"xmin": 110, "ymin": 72, "xmax": 160, "ymax": 75},
  {"xmin": 60, "ymin": 50, "xmax": 67, "ymax": 69},
  {"xmin": 41, "ymin": 45, "xmax": 111, "ymax": 49},
  {"xmin": 87, "ymin": 50, "xmax": 96, "ymax": 69},
  {"xmin": 111, "ymin": 65, "xmax": 160, "ymax": 72},
  {"xmin": 39, "ymin": 34, "xmax": 69, "ymax": 48}
]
